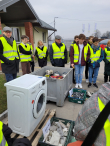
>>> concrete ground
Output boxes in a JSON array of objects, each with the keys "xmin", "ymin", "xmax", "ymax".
[{"xmin": 18, "ymin": 61, "xmax": 104, "ymax": 121}]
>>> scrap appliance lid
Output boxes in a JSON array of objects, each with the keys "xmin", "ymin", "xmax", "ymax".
[{"xmin": 4, "ymin": 74, "xmax": 45, "ymax": 88}]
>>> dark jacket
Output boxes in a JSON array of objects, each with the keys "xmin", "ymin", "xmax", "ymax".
[
  {"xmin": 49, "ymin": 42, "xmax": 67, "ymax": 67},
  {"xmin": 35, "ymin": 46, "xmax": 48, "ymax": 67},
  {"xmin": 19, "ymin": 45, "xmax": 32, "ymax": 55},
  {"xmin": 103, "ymin": 47, "xmax": 110, "ymax": 75},
  {"xmin": 3, "ymin": 124, "xmax": 31, "ymax": 146},
  {"xmin": 70, "ymin": 41, "xmax": 90, "ymax": 66},
  {"xmin": 88, "ymin": 46, "xmax": 103, "ymax": 68},
  {"xmin": 0, "ymin": 39, "xmax": 19, "ymax": 74}
]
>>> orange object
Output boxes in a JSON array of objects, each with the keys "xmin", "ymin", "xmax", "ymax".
[
  {"xmin": 51, "ymin": 76, "xmax": 63, "ymax": 79},
  {"xmin": 67, "ymin": 141, "xmax": 94, "ymax": 146},
  {"xmin": 100, "ymin": 44, "xmax": 106, "ymax": 50}
]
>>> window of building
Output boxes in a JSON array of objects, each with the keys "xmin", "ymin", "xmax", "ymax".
[
  {"xmin": 42, "ymin": 32, "xmax": 46, "ymax": 43},
  {"xmin": 12, "ymin": 28, "xmax": 20, "ymax": 43}
]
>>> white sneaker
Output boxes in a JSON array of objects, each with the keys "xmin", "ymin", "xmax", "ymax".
[
  {"xmin": 75, "ymin": 84, "xmax": 79, "ymax": 88},
  {"xmin": 86, "ymin": 79, "xmax": 89, "ymax": 83},
  {"xmin": 78, "ymin": 84, "xmax": 82, "ymax": 88}
]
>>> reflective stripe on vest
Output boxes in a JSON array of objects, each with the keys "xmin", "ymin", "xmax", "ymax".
[
  {"xmin": 98, "ymin": 97, "xmax": 110, "ymax": 146},
  {"xmin": 105, "ymin": 48, "xmax": 110, "ymax": 62},
  {"xmin": 73, "ymin": 44, "xmax": 88, "ymax": 63},
  {"xmin": 0, "ymin": 121, "xmax": 8, "ymax": 146},
  {"xmin": 36, "ymin": 46, "xmax": 47, "ymax": 59},
  {"xmin": 52, "ymin": 43, "xmax": 65, "ymax": 59},
  {"xmin": 0, "ymin": 37, "xmax": 19, "ymax": 63},
  {"xmin": 18, "ymin": 43, "xmax": 31, "ymax": 62},
  {"xmin": 90, "ymin": 47, "xmax": 101, "ymax": 63}
]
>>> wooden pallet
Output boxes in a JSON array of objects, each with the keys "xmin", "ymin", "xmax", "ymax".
[{"xmin": 2, "ymin": 109, "xmax": 56, "ymax": 146}]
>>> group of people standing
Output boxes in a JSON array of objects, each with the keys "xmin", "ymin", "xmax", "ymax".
[
  {"xmin": 70, "ymin": 34, "xmax": 110, "ymax": 88},
  {"xmin": 0, "ymin": 27, "xmax": 68, "ymax": 82},
  {"xmin": 0, "ymin": 26, "xmax": 49, "ymax": 82},
  {"xmin": 0, "ymin": 26, "xmax": 110, "ymax": 86}
]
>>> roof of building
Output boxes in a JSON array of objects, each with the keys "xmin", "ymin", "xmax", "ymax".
[{"xmin": 0, "ymin": 0, "xmax": 56, "ymax": 31}]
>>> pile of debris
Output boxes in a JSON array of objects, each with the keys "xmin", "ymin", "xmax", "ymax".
[
  {"xmin": 44, "ymin": 70, "xmax": 67, "ymax": 80},
  {"xmin": 71, "ymin": 92, "xmax": 84, "ymax": 100},
  {"xmin": 43, "ymin": 120, "xmax": 71, "ymax": 146}
]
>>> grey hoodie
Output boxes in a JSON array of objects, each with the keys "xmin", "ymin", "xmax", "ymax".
[{"xmin": 74, "ymin": 82, "xmax": 110, "ymax": 146}]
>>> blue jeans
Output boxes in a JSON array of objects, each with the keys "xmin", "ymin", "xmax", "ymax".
[
  {"xmin": 5, "ymin": 73, "xmax": 17, "ymax": 82},
  {"xmin": 75, "ymin": 64, "xmax": 84, "ymax": 84},
  {"xmin": 89, "ymin": 67, "xmax": 99, "ymax": 84}
]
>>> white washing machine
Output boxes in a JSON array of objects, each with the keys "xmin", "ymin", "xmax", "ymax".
[{"xmin": 4, "ymin": 74, "xmax": 47, "ymax": 137}]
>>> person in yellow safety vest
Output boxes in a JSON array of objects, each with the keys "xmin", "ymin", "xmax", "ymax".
[
  {"xmin": 73, "ymin": 82, "xmax": 110, "ymax": 146},
  {"xmin": 27, "ymin": 37, "xmax": 35, "ymax": 72},
  {"xmin": 70, "ymin": 34, "xmax": 90, "ymax": 89},
  {"xmin": 0, "ymin": 121, "xmax": 8, "ymax": 146},
  {"xmin": 18, "ymin": 35, "xmax": 32, "ymax": 75},
  {"xmin": 35, "ymin": 40, "xmax": 48, "ymax": 68},
  {"xmin": 103, "ymin": 40, "xmax": 110, "ymax": 82},
  {"xmin": 0, "ymin": 26, "xmax": 19, "ymax": 82},
  {"xmin": 49, "ymin": 35, "xmax": 67, "ymax": 67},
  {"xmin": 0, "ymin": 121, "xmax": 32, "ymax": 146},
  {"xmin": 85, "ymin": 36, "xmax": 94, "ymax": 83},
  {"xmin": 88, "ymin": 37, "xmax": 103, "ymax": 88},
  {"xmin": 69, "ymin": 35, "xmax": 79, "ymax": 84}
]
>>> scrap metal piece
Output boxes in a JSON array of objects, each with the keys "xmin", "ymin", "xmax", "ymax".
[
  {"xmin": 60, "ymin": 137, "xmax": 66, "ymax": 146},
  {"xmin": 50, "ymin": 125, "xmax": 57, "ymax": 131},
  {"xmin": 63, "ymin": 128, "xmax": 68, "ymax": 136},
  {"xmin": 59, "ymin": 120, "xmax": 67, "ymax": 129},
  {"xmin": 49, "ymin": 131, "xmax": 60, "ymax": 145}
]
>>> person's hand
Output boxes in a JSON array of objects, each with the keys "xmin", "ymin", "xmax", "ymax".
[
  {"xmin": 32, "ymin": 55, "xmax": 34, "ymax": 58},
  {"xmin": 71, "ymin": 64, "xmax": 74, "ymax": 68}
]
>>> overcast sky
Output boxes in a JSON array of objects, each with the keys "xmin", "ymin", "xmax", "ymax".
[{"xmin": 30, "ymin": 0, "xmax": 110, "ymax": 39}]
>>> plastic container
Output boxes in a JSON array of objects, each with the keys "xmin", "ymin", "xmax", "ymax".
[
  {"xmin": 31, "ymin": 66, "xmax": 73, "ymax": 107},
  {"xmin": 38, "ymin": 117, "xmax": 75, "ymax": 146},
  {"xmin": 68, "ymin": 88, "xmax": 87, "ymax": 104}
]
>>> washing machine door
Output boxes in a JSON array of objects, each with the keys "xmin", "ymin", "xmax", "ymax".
[{"xmin": 33, "ymin": 90, "xmax": 46, "ymax": 119}]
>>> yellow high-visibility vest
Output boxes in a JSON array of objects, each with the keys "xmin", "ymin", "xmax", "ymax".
[
  {"xmin": 18, "ymin": 43, "xmax": 31, "ymax": 62},
  {"xmin": 36, "ymin": 46, "xmax": 47, "ymax": 59},
  {"xmin": 52, "ymin": 43, "xmax": 65, "ymax": 59},
  {"xmin": 0, "ymin": 121, "xmax": 8, "ymax": 146},
  {"xmin": 90, "ymin": 47, "xmax": 101, "ymax": 63},
  {"xmin": 98, "ymin": 97, "xmax": 110, "ymax": 146},
  {"xmin": 105, "ymin": 48, "xmax": 110, "ymax": 62},
  {"xmin": 0, "ymin": 37, "xmax": 19, "ymax": 63},
  {"xmin": 73, "ymin": 44, "xmax": 88, "ymax": 63},
  {"xmin": 70, "ymin": 42, "xmax": 74, "ymax": 47}
]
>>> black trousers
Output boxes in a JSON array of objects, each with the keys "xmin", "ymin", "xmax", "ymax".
[
  {"xmin": 104, "ymin": 74, "xmax": 110, "ymax": 82},
  {"xmin": 29, "ymin": 61, "xmax": 35, "ymax": 72},
  {"xmin": 70, "ymin": 65, "xmax": 75, "ymax": 83},
  {"xmin": 85, "ymin": 62, "xmax": 94, "ymax": 79}
]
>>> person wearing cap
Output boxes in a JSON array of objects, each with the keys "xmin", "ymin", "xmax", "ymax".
[
  {"xmin": 49, "ymin": 35, "xmax": 67, "ymax": 67},
  {"xmin": 0, "ymin": 26, "xmax": 19, "ymax": 82},
  {"xmin": 27, "ymin": 37, "xmax": 35, "ymax": 72},
  {"xmin": 18, "ymin": 35, "xmax": 32, "ymax": 75},
  {"xmin": 35, "ymin": 40, "xmax": 48, "ymax": 68}
]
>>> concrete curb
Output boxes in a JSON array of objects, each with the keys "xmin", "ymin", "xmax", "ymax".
[{"xmin": 0, "ymin": 110, "xmax": 8, "ymax": 121}]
